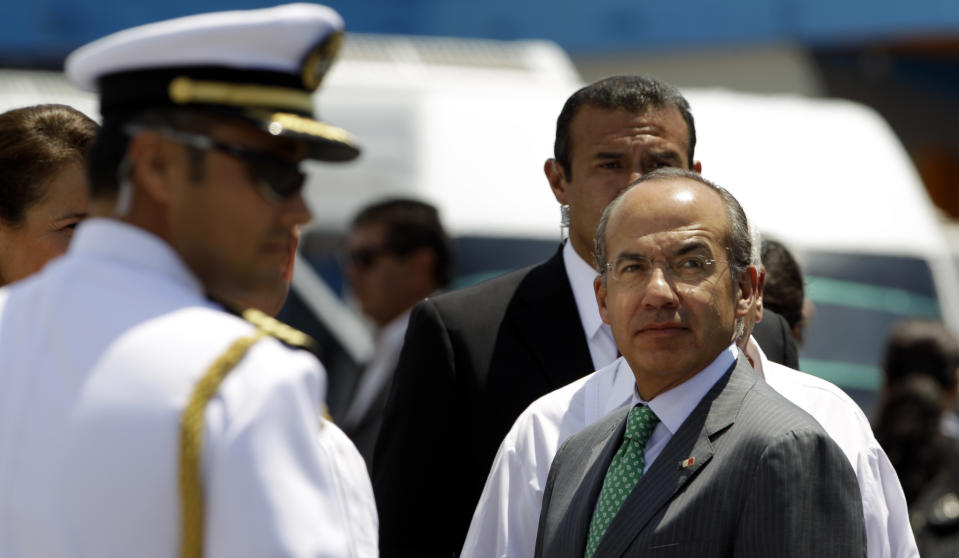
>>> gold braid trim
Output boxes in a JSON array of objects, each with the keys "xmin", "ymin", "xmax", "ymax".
[
  {"xmin": 241, "ymin": 308, "xmax": 315, "ymax": 350},
  {"xmin": 178, "ymin": 329, "xmax": 267, "ymax": 558},
  {"xmin": 168, "ymin": 77, "xmax": 314, "ymax": 113}
]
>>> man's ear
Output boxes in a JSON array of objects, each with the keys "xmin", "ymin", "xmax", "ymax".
[
  {"xmin": 544, "ymin": 158, "xmax": 569, "ymax": 205},
  {"xmin": 407, "ymin": 247, "xmax": 439, "ymax": 291},
  {"xmin": 594, "ymin": 275, "xmax": 611, "ymax": 325},
  {"xmin": 735, "ymin": 265, "xmax": 761, "ymax": 318},
  {"xmin": 127, "ymin": 131, "xmax": 175, "ymax": 206},
  {"xmin": 409, "ymin": 247, "xmax": 435, "ymax": 273},
  {"xmin": 753, "ymin": 266, "xmax": 766, "ymax": 323}
]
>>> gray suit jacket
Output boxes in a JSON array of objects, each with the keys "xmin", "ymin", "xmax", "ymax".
[{"xmin": 534, "ymin": 357, "xmax": 866, "ymax": 557}]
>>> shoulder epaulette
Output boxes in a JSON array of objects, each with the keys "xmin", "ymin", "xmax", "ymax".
[
  {"xmin": 179, "ymin": 305, "xmax": 317, "ymax": 558},
  {"xmin": 240, "ymin": 308, "xmax": 317, "ymax": 351},
  {"xmin": 180, "ymin": 328, "xmax": 266, "ymax": 558}
]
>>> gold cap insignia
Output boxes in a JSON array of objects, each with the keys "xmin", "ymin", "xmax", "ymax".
[{"xmin": 301, "ymin": 31, "xmax": 343, "ymax": 92}]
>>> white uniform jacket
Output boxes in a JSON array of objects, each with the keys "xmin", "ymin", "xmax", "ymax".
[
  {"xmin": 461, "ymin": 337, "xmax": 918, "ymax": 558},
  {"xmin": 0, "ymin": 219, "xmax": 373, "ymax": 557}
]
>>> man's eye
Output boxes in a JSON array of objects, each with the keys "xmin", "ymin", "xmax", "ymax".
[
  {"xmin": 598, "ymin": 161, "xmax": 621, "ymax": 169},
  {"xmin": 619, "ymin": 261, "xmax": 648, "ymax": 274},
  {"xmin": 678, "ymin": 257, "xmax": 703, "ymax": 269},
  {"xmin": 643, "ymin": 159, "xmax": 677, "ymax": 172}
]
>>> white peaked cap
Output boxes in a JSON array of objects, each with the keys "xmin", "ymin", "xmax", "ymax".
[{"xmin": 65, "ymin": 3, "xmax": 359, "ymax": 162}]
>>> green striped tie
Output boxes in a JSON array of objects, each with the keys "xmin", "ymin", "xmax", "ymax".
[{"xmin": 584, "ymin": 404, "xmax": 660, "ymax": 558}]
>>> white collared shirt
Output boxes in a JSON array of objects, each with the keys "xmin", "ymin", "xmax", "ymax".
[
  {"xmin": 562, "ymin": 241, "xmax": 619, "ymax": 369},
  {"xmin": 340, "ymin": 310, "xmax": 411, "ymax": 430},
  {"xmin": 0, "ymin": 218, "xmax": 376, "ymax": 558},
  {"xmin": 461, "ymin": 337, "xmax": 918, "ymax": 558}
]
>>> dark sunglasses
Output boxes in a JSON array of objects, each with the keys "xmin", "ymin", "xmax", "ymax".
[
  {"xmin": 124, "ymin": 125, "xmax": 305, "ymax": 202},
  {"xmin": 347, "ymin": 245, "xmax": 394, "ymax": 269}
]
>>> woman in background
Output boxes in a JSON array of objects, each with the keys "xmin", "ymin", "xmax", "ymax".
[{"xmin": 0, "ymin": 104, "xmax": 98, "ymax": 285}]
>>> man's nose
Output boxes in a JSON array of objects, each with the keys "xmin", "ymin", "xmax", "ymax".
[
  {"xmin": 622, "ymin": 165, "xmax": 654, "ymax": 191},
  {"xmin": 278, "ymin": 191, "xmax": 312, "ymax": 228},
  {"xmin": 641, "ymin": 266, "xmax": 680, "ymax": 309}
]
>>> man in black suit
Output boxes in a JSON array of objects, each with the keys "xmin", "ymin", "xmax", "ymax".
[
  {"xmin": 339, "ymin": 198, "xmax": 452, "ymax": 464},
  {"xmin": 372, "ymin": 75, "xmax": 797, "ymax": 556},
  {"xmin": 535, "ymin": 168, "xmax": 864, "ymax": 557}
]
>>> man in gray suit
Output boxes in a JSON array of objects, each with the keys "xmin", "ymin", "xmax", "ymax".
[{"xmin": 534, "ymin": 168, "xmax": 865, "ymax": 557}]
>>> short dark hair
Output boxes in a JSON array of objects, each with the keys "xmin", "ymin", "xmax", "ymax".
[
  {"xmin": 87, "ymin": 108, "xmax": 219, "ymax": 198},
  {"xmin": 351, "ymin": 198, "xmax": 453, "ymax": 288},
  {"xmin": 760, "ymin": 238, "xmax": 806, "ymax": 336},
  {"xmin": 594, "ymin": 168, "xmax": 750, "ymax": 284},
  {"xmin": 883, "ymin": 319, "xmax": 959, "ymax": 392},
  {"xmin": 0, "ymin": 104, "xmax": 98, "ymax": 225},
  {"xmin": 553, "ymin": 75, "xmax": 696, "ymax": 179}
]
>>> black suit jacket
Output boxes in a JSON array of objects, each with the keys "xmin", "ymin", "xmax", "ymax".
[
  {"xmin": 535, "ymin": 357, "xmax": 866, "ymax": 557},
  {"xmin": 339, "ymin": 379, "xmax": 391, "ymax": 468},
  {"xmin": 372, "ymin": 245, "xmax": 799, "ymax": 556},
  {"xmin": 751, "ymin": 308, "xmax": 799, "ymax": 369},
  {"xmin": 372, "ymin": 246, "xmax": 593, "ymax": 557}
]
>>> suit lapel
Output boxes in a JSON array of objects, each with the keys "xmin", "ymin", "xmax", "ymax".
[
  {"xmin": 508, "ymin": 246, "xmax": 594, "ymax": 387},
  {"xmin": 594, "ymin": 358, "xmax": 757, "ymax": 557},
  {"xmin": 561, "ymin": 406, "xmax": 631, "ymax": 556}
]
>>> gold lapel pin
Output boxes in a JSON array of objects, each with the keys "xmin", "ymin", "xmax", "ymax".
[{"xmin": 680, "ymin": 457, "xmax": 695, "ymax": 469}]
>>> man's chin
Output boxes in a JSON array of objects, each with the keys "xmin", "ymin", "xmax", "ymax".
[{"xmin": 629, "ymin": 327, "xmax": 693, "ymax": 354}]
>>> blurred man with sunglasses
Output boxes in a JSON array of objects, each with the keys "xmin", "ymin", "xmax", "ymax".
[
  {"xmin": 338, "ymin": 198, "xmax": 452, "ymax": 464},
  {"xmin": 0, "ymin": 5, "xmax": 373, "ymax": 557}
]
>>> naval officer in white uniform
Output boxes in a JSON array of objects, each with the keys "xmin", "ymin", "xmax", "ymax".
[{"xmin": 0, "ymin": 4, "xmax": 373, "ymax": 557}]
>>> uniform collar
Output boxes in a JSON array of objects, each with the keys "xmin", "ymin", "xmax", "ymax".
[{"xmin": 70, "ymin": 218, "xmax": 205, "ymax": 297}]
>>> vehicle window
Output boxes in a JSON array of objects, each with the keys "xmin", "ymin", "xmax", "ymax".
[
  {"xmin": 297, "ymin": 230, "xmax": 560, "ymax": 292},
  {"xmin": 798, "ymin": 251, "xmax": 941, "ymax": 416},
  {"xmin": 451, "ymin": 236, "xmax": 560, "ymax": 289}
]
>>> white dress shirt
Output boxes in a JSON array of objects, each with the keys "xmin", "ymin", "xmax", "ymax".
[
  {"xmin": 0, "ymin": 219, "xmax": 374, "ymax": 557},
  {"xmin": 562, "ymin": 241, "xmax": 618, "ymax": 369},
  {"xmin": 340, "ymin": 310, "xmax": 410, "ymax": 429},
  {"xmin": 461, "ymin": 337, "xmax": 919, "ymax": 558},
  {"xmin": 319, "ymin": 418, "xmax": 379, "ymax": 558}
]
